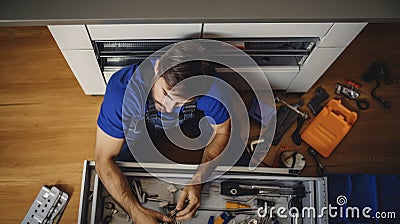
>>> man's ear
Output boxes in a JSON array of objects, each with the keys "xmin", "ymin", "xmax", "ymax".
[{"xmin": 154, "ymin": 59, "xmax": 160, "ymax": 76}]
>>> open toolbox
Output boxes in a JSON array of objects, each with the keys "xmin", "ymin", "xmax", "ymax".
[{"xmin": 78, "ymin": 161, "xmax": 328, "ymax": 224}]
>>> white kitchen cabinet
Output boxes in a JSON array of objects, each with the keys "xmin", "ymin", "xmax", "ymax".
[
  {"xmin": 202, "ymin": 23, "xmax": 337, "ymax": 92},
  {"xmin": 286, "ymin": 47, "xmax": 345, "ymax": 92},
  {"xmin": 319, "ymin": 23, "xmax": 367, "ymax": 47},
  {"xmin": 203, "ymin": 23, "xmax": 333, "ymax": 39},
  {"xmin": 48, "ymin": 25, "xmax": 92, "ymax": 50},
  {"xmin": 87, "ymin": 24, "xmax": 202, "ymax": 40},
  {"xmin": 61, "ymin": 50, "xmax": 105, "ymax": 95},
  {"xmin": 49, "ymin": 24, "xmax": 204, "ymax": 95},
  {"xmin": 203, "ymin": 22, "xmax": 367, "ymax": 93},
  {"xmin": 221, "ymin": 67, "xmax": 299, "ymax": 91},
  {"xmin": 216, "ymin": 66, "xmax": 299, "ymax": 90},
  {"xmin": 48, "ymin": 25, "xmax": 105, "ymax": 95},
  {"xmin": 49, "ymin": 22, "xmax": 367, "ymax": 95},
  {"xmin": 263, "ymin": 66, "xmax": 299, "ymax": 90},
  {"xmin": 285, "ymin": 23, "xmax": 367, "ymax": 92}
]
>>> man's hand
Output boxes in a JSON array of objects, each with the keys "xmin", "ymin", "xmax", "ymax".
[
  {"xmin": 95, "ymin": 127, "xmax": 172, "ymax": 224},
  {"xmin": 131, "ymin": 206, "xmax": 173, "ymax": 224},
  {"xmin": 174, "ymin": 119, "xmax": 230, "ymax": 221},
  {"xmin": 175, "ymin": 184, "xmax": 202, "ymax": 221}
]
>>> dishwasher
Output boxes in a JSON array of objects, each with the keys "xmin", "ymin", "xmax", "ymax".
[{"xmin": 78, "ymin": 161, "xmax": 328, "ymax": 224}]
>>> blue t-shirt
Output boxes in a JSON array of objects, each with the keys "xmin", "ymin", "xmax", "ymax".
[{"xmin": 97, "ymin": 63, "xmax": 229, "ymax": 139}]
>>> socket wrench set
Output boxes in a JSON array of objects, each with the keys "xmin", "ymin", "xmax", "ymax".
[{"xmin": 78, "ymin": 161, "xmax": 328, "ymax": 224}]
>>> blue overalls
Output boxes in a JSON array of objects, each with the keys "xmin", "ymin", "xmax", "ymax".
[{"xmin": 117, "ymin": 95, "xmax": 212, "ymax": 164}]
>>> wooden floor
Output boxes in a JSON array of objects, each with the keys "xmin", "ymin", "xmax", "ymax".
[
  {"xmin": 283, "ymin": 23, "xmax": 400, "ymax": 176},
  {"xmin": 0, "ymin": 24, "xmax": 399, "ymax": 223}
]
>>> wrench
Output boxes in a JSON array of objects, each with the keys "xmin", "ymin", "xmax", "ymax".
[
  {"xmin": 308, "ymin": 148, "xmax": 327, "ymax": 176},
  {"xmin": 275, "ymin": 97, "xmax": 309, "ymax": 120}
]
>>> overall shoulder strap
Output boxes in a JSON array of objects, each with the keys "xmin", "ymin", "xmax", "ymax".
[
  {"xmin": 180, "ymin": 98, "xmax": 197, "ymax": 122},
  {"xmin": 145, "ymin": 95, "xmax": 158, "ymax": 123},
  {"xmin": 145, "ymin": 95, "xmax": 199, "ymax": 128}
]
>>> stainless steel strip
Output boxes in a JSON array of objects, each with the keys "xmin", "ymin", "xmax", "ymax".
[
  {"xmin": 78, "ymin": 160, "xmax": 90, "ymax": 224},
  {"xmin": 90, "ymin": 174, "xmax": 100, "ymax": 224}
]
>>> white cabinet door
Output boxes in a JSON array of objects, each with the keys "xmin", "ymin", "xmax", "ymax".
[
  {"xmin": 203, "ymin": 23, "xmax": 333, "ymax": 39},
  {"xmin": 263, "ymin": 67, "xmax": 299, "ymax": 90},
  {"xmin": 286, "ymin": 47, "xmax": 345, "ymax": 92},
  {"xmin": 319, "ymin": 23, "xmax": 367, "ymax": 47},
  {"xmin": 217, "ymin": 66, "xmax": 298, "ymax": 90},
  {"xmin": 48, "ymin": 25, "xmax": 93, "ymax": 50},
  {"xmin": 61, "ymin": 50, "xmax": 105, "ymax": 95},
  {"xmin": 87, "ymin": 24, "xmax": 202, "ymax": 40}
]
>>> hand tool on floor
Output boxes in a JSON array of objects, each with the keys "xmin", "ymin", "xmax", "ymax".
[
  {"xmin": 273, "ymin": 145, "xmax": 293, "ymax": 167},
  {"xmin": 308, "ymin": 147, "xmax": 327, "ymax": 176},
  {"xmin": 362, "ymin": 62, "xmax": 392, "ymax": 109},
  {"xmin": 335, "ymin": 80, "xmax": 369, "ymax": 110},
  {"xmin": 272, "ymin": 105, "xmax": 298, "ymax": 146},
  {"xmin": 291, "ymin": 116, "xmax": 305, "ymax": 145},
  {"xmin": 249, "ymin": 138, "xmax": 268, "ymax": 154},
  {"xmin": 308, "ymin": 86, "xmax": 329, "ymax": 116},
  {"xmin": 247, "ymin": 137, "xmax": 271, "ymax": 166},
  {"xmin": 275, "ymin": 97, "xmax": 309, "ymax": 120},
  {"xmin": 280, "ymin": 150, "xmax": 306, "ymax": 171},
  {"xmin": 273, "ymin": 97, "xmax": 308, "ymax": 146}
]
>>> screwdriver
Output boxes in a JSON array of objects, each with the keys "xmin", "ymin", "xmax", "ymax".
[{"xmin": 225, "ymin": 201, "xmax": 251, "ymax": 209}]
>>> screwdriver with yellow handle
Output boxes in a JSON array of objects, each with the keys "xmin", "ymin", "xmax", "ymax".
[
  {"xmin": 225, "ymin": 201, "xmax": 251, "ymax": 209},
  {"xmin": 211, "ymin": 202, "xmax": 253, "ymax": 224}
]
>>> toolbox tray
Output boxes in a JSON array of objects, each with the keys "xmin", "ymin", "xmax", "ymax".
[{"xmin": 78, "ymin": 161, "xmax": 328, "ymax": 224}]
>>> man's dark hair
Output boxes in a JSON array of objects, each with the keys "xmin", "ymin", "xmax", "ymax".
[{"xmin": 158, "ymin": 42, "xmax": 216, "ymax": 89}]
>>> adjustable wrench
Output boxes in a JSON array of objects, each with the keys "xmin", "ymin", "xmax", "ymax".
[{"xmin": 275, "ymin": 97, "xmax": 309, "ymax": 120}]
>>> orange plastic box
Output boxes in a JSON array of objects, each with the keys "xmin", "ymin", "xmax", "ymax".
[{"xmin": 301, "ymin": 98, "xmax": 358, "ymax": 158}]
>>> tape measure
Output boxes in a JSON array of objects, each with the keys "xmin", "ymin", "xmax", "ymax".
[{"xmin": 280, "ymin": 151, "xmax": 306, "ymax": 170}]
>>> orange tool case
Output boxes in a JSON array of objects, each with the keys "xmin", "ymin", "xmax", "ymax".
[{"xmin": 301, "ymin": 98, "xmax": 358, "ymax": 158}]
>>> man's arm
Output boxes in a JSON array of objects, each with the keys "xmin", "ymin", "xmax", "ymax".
[
  {"xmin": 175, "ymin": 118, "xmax": 231, "ymax": 220},
  {"xmin": 94, "ymin": 126, "xmax": 172, "ymax": 224}
]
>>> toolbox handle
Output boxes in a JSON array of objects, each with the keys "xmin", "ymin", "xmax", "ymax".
[{"xmin": 327, "ymin": 99, "xmax": 358, "ymax": 125}]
